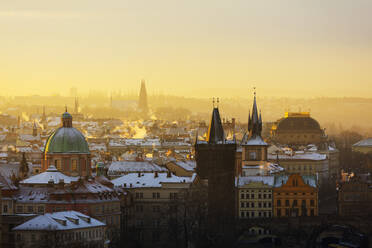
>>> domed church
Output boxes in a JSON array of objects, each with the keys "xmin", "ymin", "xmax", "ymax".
[
  {"xmin": 270, "ymin": 112, "xmax": 326, "ymax": 145},
  {"xmin": 42, "ymin": 109, "xmax": 91, "ymax": 177}
]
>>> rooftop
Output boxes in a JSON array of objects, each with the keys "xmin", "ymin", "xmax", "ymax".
[
  {"xmin": 111, "ymin": 172, "xmax": 195, "ymax": 188},
  {"xmin": 13, "ymin": 211, "xmax": 105, "ymax": 231}
]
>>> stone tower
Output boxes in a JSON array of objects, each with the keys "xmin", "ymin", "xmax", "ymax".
[{"xmin": 195, "ymin": 105, "xmax": 236, "ymax": 242}]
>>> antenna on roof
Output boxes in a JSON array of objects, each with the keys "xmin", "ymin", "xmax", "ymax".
[
  {"xmin": 65, "ymin": 105, "xmax": 68, "ymax": 112},
  {"xmin": 212, "ymin": 97, "xmax": 215, "ymax": 108}
]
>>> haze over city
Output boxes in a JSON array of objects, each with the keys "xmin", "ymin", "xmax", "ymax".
[
  {"xmin": 1, "ymin": 0, "xmax": 372, "ymax": 98},
  {"xmin": 1, "ymin": 1, "xmax": 372, "ymax": 248}
]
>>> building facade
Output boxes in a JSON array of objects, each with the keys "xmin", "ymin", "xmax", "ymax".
[
  {"xmin": 237, "ymin": 176, "xmax": 274, "ymax": 219},
  {"xmin": 273, "ymin": 174, "xmax": 318, "ymax": 217}
]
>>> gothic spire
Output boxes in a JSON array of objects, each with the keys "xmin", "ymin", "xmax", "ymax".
[
  {"xmin": 206, "ymin": 107, "xmax": 225, "ymax": 144},
  {"xmin": 248, "ymin": 91, "xmax": 262, "ymax": 138}
]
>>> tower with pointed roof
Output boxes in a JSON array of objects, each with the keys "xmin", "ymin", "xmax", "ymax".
[
  {"xmin": 138, "ymin": 79, "xmax": 149, "ymax": 116},
  {"xmin": 241, "ymin": 92, "xmax": 269, "ymax": 170},
  {"xmin": 195, "ymin": 101, "xmax": 236, "ymax": 240}
]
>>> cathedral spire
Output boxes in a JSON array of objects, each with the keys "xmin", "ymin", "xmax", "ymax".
[{"xmin": 138, "ymin": 79, "xmax": 149, "ymax": 114}]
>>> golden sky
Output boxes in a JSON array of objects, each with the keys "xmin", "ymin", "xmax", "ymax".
[{"xmin": 0, "ymin": 0, "xmax": 371, "ymax": 98}]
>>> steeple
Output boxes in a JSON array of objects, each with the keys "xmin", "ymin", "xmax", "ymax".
[
  {"xmin": 248, "ymin": 90, "xmax": 262, "ymax": 138},
  {"xmin": 138, "ymin": 79, "xmax": 149, "ymax": 114},
  {"xmin": 206, "ymin": 106, "xmax": 225, "ymax": 144}
]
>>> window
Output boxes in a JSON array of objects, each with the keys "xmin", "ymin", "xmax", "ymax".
[
  {"xmin": 246, "ymin": 193, "xmax": 250, "ymax": 199},
  {"xmin": 251, "ymin": 202, "xmax": 254, "ymax": 208},
  {"xmin": 268, "ymin": 194, "xmax": 271, "ymax": 199},
  {"xmin": 38, "ymin": 206, "xmax": 44, "ymax": 213},
  {"xmin": 170, "ymin": 192, "xmax": 178, "ymax": 200},
  {"xmin": 263, "ymin": 202, "xmax": 266, "ymax": 208},
  {"xmin": 285, "ymin": 200, "xmax": 289, "ymax": 207},
  {"xmin": 249, "ymin": 151, "xmax": 257, "ymax": 160},
  {"xmin": 72, "ymin": 160, "xmax": 78, "ymax": 171},
  {"xmin": 251, "ymin": 212, "xmax": 254, "ymax": 217},
  {"xmin": 241, "ymin": 193, "xmax": 244, "ymax": 199},
  {"xmin": 310, "ymin": 200, "xmax": 315, "ymax": 207},
  {"xmin": 258, "ymin": 202, "xmax": 262, "ymax": 208},
  {"xmin": 135, "ymin": 192, "xmax": 143, "ymax": 199},
  {"xmin": 258, "ymin": 212, "xmax": 262, "ymax": 217},
  {"xmin": 268, "ymin": 202, "xmax": 271, "ymax": 207},
  {"xmin": 302, "ymin": 200, "xmax": 306, "ymax": 206},
  {"xmin": 277, "ymin": 200, "xmax": 281, "ymax": 206},
  {"xmin": 268, "ymin": 212, "xmax": 272, "ymax": 217},
  {"xmin": 293, "ymin": 200, "xmax": 297, "ymax": 206},
  {"xmin": 277, "ymin": 209, "xmax": 281, "ymax": 217},
  {"xmin": 240, "ymin": 202, "xmax": 244, "ymax": 208},
  {"xmin": 153, "ymin": 192, "xmax": 160, "ymax": 199},
  {"xmin": 241, "ymin": 211, "xmax": 245, "ymax": 218},
  {"xmin": 31, "ymin": 234, "xmax": 36, "ymax": 242},
  {"xmin": 17, "ymin": 234, "xmax": 21, "ymax": 241},
  {"xmin": 263, "ymin": 194, "xmax": 266, "ymax": 199},
  {"xmin": 3, "ymin": 204, "xmax": 8, "ymax": 213},
  {"xmin": 27, "ymin": 206, "xmax": 33, "ymax": 213},
  {"xmin": 251, "ymin": 194, "xmax": 254, "ymax": 199},
  {"xmin": 258, "ymin": 194, "xmax": 262, "ymax": 199},
  {"xmin": 285, "ymin": 209, "xmax": 289, "ymax": 217},
  {"xmin": 55, "ymin": 159, "xmax": 61, "ymax": 171},
  {"xmin": 311, "ymin": 209, "xmax": 314, "ymax": 216}
]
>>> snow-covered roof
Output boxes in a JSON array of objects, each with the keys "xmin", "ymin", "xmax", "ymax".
[
  {"xmin": 13, "ymin": 211, "xmax": 105, "ymax": 231},
  {"xmin": 20, "ymin": 165, "xmax": 79, "ymax": 185},
  {"xmin": 274, "ymin": 174, "xmax": 317, "ymax": 188},
  {"xmin": 268, "ymin": 152, "xmax": 326, "ymax": 161},
  {"xmin": 108, "ymin": 161, "xmax": 167, "ymax": 174},
  {"xmin": 353, "ymin": 138, "xmax": 372, "ymax": 147},
  {"xmin": 111, "ymin": 172, "xmax": 195, "ymax": 188},
  {"xmin": 169, "ymin": 160, "xmax": 196, "ymax": 172},
  {"xmin": 242, "ymin": 136, "xmax": 268, "ymax": 146},
  {"xmin": 237, "ymin": 176, "xmax": 275, "ymax": 187}
]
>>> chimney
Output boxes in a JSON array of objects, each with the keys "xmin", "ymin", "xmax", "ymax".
[
  {"xmin": 154, "ymin": 171, "xmax": 158, "ymax": 178},
  {"xmin": 48, "ymin": 178, "xmax": 54, "ymax": 188},
  {"xmin": 138, "ymin": 172, "xmax": 141, "ymax": 177},
  {"xmin": 58, "ymin": 179, "xmax": 65, "ymax": 189},
  {"xmin": 167, "ymin": 171, "xmax": 171, "ymax": 178}
]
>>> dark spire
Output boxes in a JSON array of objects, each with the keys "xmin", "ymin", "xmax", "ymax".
[
  {"xmin": 248, "ymin": 90, "xmax": 262, "ymax": 138},
  {"xmin": 207, "ymin": 107, "xmax": 225, "ymax": 144},
  {"xmin": 138, "ymin": 79, "xmax": 149, "ymax": 114}
]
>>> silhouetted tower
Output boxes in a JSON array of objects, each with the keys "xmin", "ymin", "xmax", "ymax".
[
  {"xmin": 195, "ymin": 100, "xmax": 236, "ymax": 241},
  {"xmin": 138, "ymin": 80, "xmax": 149, "ymax": 115}
]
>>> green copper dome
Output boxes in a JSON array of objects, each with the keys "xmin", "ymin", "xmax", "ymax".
[
  {"xmin": 44, "ymin": 111, "xmax": 89, "ymax": 154},
  {"xmin": 45, "ymin": 127, "xmax": 90, "ymax": 154}
]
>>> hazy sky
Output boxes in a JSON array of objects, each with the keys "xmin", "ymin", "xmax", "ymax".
[{"xmin": 0, "ymin": 0, "xmax": 371, "ymax": 98}]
